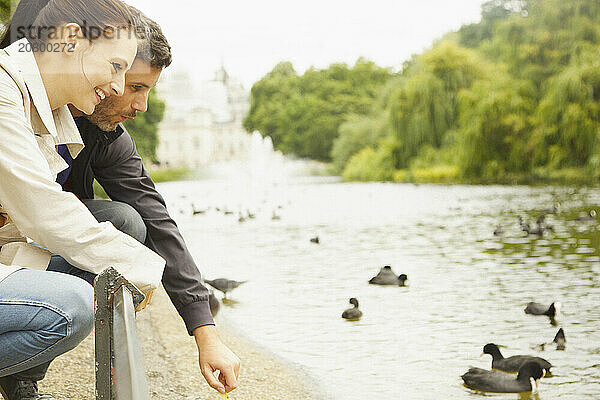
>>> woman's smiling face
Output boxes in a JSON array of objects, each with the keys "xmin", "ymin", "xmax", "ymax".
[{"xmin": 74, "ymin": 28, "xmax": 137, "ymax": 114}]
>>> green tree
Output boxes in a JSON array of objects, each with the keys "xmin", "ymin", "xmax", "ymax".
[
  {"xmin": 123, "ymin": 88, "xmax": 165, "ymax": 162},
  {"xmin": 331, "ymin": 113, "xmax": 390, "ymax": 173},
  {"xmin": 457, "ymin": 75, "xmax": 536, "ymax": 179},
  {"xmin": 246, "ymin": 0, "xmax": 600, "ymax": 183},
  {"xmin": 479, "ymin": 0, "xmax": 600, "ymax": 88},
  {"xmin": 243, "ymin": 62, "xmax": 300, "ymax": 149},
  {"xmin": 244, "ymin": 59, "xmax": 393, "ymax": 161},
  {"xmin": 342, "ymin": 143, "xmax": 395, "ymax": 182},
  {"xmin": 388, "ymin": 41, "xmax": 496, "ymax": 167},
  {"xmin": 0, "ymin": 0, "xmax": 12, "ymax": 26},
  {"xmin": 532, "ymin": 54, "xmax": 600, "ymax": 169},
  {"xmin": 458, "ymin": 0, "xmax": 529, "ymax": 48}
]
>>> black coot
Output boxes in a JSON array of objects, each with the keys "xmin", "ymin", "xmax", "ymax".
[
  {"xmin": 482, "ymin": 343, "xmax": 552, "ymax": 373},
  {"xmin": 341, "ymin": 298, "xmax": 362, "ymax": 320},
  {"xmin": 524, "ymin": 301, "xmax": 560, "ymax": 317},
  {"xmin": 553, "ymin": 328, "xmax": 566, "ymax": 350},
  {"xmin": 462, "ymin": 361, "xmax": 546, "ymax": 393},
  {"xmin": 368, "ymin": 266, "xmax": 408, "ymax": 286}
]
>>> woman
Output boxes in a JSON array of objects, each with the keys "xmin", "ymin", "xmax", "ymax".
[{"xmin": 0, "ymin": 1, "xmax": 165, "ymax": 399}]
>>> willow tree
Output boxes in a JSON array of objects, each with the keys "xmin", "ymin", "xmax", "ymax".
[
  {"xmin": 478, "ymin": 0, "xmax": 600, "ymax": 89},
  {"xmin": 457, "ymin": 75, "xmax": 536, "ymax": 179},
  {"xmin": 388, "ymin": 41, "xmax": 496, "ymax": 168},
  {"xmin": 331, "ymin": 112, "xmax": 390, "ymax": 173},
  {"xmin": 330, "ymin": 74, "xmax": 404, "ymax": 172},
  {"xmin": 532, "ymin": 54, "xmax": 600, "ymax": 169},
  {"xmin": 458, "ymin": 0, "xmax": 529, "ymax": 48},
  {"xmin": 342, "ymin": 138, "xmax": 398, "ymax": 182}
]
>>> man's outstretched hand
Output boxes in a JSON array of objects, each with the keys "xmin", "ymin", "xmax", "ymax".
[{"xmin": 193, "ymin": 325, "xmax": 241, "ymax": 394}]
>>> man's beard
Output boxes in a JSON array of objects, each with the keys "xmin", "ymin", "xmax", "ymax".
[{"xmin": 85, "ymin": 100, "xmax": 135, "ymax": 132}]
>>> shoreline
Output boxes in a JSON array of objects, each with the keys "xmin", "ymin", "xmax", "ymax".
[
  {"xmin": 41, "ymin": 287, "xmax": 322, "ymax": 399},
  {"xmin": 218, "ymin": 314, "xmax": 328, "ymax": 400}
]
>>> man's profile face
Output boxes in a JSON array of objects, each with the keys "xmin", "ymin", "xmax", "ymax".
[{"xmin": 86, "ymin": 59, "xmax": 162, "ymax": 132}]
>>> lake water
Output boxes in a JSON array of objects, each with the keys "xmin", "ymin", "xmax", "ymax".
[{"xmin": 157, "ymin": 176, "xmax": 600, "ymax": 400}]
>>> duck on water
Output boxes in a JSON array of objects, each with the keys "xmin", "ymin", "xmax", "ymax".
[
  {"xmin": 462, "ymin": 361, "xmax": 546, "ymax": 393},
  {"xmin": 482, "ymin": 343, "xmax": 552, "ymax": 373},
  {"xmin": 524, "ymin": 301, "xmax": 561, "ymax": 318},
  {"xmin": 368, "ymin": 266, "xmax": 408, "ymax": 286},
  {"xmin": 536, "ymin": 328, "xmax": 566, "ymax": 351},
  {"xmin": 341, "ymin": 298, "xmax": 362, "ymax": 321}
]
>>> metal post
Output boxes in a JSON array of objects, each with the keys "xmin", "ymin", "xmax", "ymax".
[
  {"xmin": 94, "ymin": 267, "xmax": 149, "ymax": 400},
  {"xmin": 94, "ymin": 268, "xmax": 113, "ymax": 400}
]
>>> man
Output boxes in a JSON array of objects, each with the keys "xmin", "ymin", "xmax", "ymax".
[{"xmin": 55, "ymin": 11, "xmax": 240, "ymax": 396}]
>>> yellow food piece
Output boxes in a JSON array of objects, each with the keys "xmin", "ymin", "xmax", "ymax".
[{"xmin": 218, "ymin": 393, "xmax": 230, "ymax": 399}]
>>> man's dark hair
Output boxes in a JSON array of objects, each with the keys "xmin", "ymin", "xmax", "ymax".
[{"xmin": 130, "ymin": 7, "xmax": 172, "ymax": 69}]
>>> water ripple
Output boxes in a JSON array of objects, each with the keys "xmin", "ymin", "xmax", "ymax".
[{"xmin": 160, "ymin": 180, "xmax": 600, "ymax": 400}]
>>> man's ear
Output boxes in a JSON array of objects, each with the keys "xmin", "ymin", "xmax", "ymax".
[{"xmin": 61, "ymin": 23, "xmax": 86, "ymax": 54}]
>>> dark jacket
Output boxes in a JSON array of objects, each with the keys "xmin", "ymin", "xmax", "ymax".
[{"xmin": 69, "ymin": 117, "xmax": 213, "ymax": 334}]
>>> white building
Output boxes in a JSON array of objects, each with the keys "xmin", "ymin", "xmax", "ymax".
[{"xmin": 156, "ymin": 66, "xmax": 251, "ymax": 169}]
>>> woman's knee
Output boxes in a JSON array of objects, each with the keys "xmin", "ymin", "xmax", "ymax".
[
  {"xmin": 59, "ymin": 276, "xmax": 94, "ymax": 344},
  {"xmin": 0, "ymin": 271, "xmax": 94, "ymax": 371}
]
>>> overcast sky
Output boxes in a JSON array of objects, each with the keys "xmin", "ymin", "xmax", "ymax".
[{"xmin": 126, "ymin": 0, "xmax": 488, "ymax": 89}]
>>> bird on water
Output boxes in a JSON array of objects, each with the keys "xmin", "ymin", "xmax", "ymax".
[
  {"xmin": 461, "ymin": 361, "xmax": 546, "ymax": 393},
  {"xmin": 553, "ymin": 328, "xmax": 566, "ymax": 350},
  {"xmin": 576, "ymin": 210, "xmax": 596, "ymax": 222},
  {"xmin": 368, "ymin": 266, "xmax": 408, "ymax": 286},
  {"xmin": 524, "ymin": 301, "xmax": 561, "ymax": 318},
  {"xmin": 482, "ymin": 343, "xmax": 552, "ymax": 373},
  {"xmin": 341, "ymin": 298, "xmax": 362, "ymax": 321}
]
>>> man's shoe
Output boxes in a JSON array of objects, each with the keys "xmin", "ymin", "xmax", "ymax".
[{"xmin": 0, "ymin": 376, "xmax": 55, "ymax": 400}]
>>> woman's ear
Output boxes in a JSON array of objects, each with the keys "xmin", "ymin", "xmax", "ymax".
[{"xmin": 61, "ymin": 23, "xmax": 87, "ymax": 54}]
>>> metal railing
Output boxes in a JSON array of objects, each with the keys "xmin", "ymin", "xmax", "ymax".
[{"xmin": 94, "ymin": 267, "xmax": 150, "ymax": 400}]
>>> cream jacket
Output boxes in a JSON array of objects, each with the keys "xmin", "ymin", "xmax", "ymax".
[{"xmin": 0, "ymin": 39, "xmax": 165, "ymax": 291}]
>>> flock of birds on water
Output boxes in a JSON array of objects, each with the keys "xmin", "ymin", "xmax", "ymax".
[
  {"xmin": 190, "ymin": 203, "xmax": 283, "ymax": 223},
  {"xmin": 342, "ymin": 265, "xmax": 568, "ymax": 394},
  {"xmin": 464, "ymin": 202, "xmax": 593, "ymax": 394},
  {"xmin": 460, "ymin": 302, "xmax": 565, "ymax": 394},
  {"xmin": 463, "ymin": 201, "xmax": 592, "ymax": 394},
  {"xmin": 185, "ymin": 198, "xmax": 594, "ymax": 395},
  {"xmin": 492, "ymin": 202, "xmax": 597, "ymax": 237},
  {"xmin": 204, "ymin": 263, "xmax": 567, "ymax": 394}
]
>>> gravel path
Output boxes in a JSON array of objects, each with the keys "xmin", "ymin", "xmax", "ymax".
[{"xmin": 40, "ymin": 288, "xmax": 322, "ymax": 399}]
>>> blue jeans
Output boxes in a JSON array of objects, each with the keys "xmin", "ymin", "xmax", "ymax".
[
  {"xmin": 0, "ymin": 199, "xmax": 146, "ymax": 380},
  {"xmin": 0, "ymin": 269, "xmax": 94, "ymax": 379}
]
